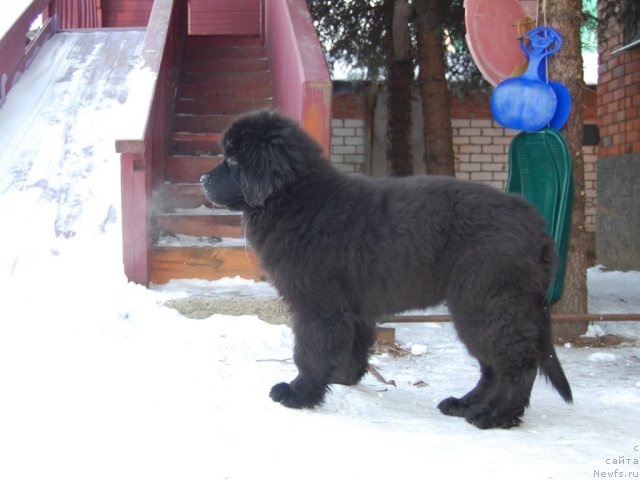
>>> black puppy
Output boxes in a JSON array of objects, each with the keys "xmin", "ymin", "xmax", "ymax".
[{"xmin": 201, "ymin": 110, "xmax": 572, "ymax": 429}]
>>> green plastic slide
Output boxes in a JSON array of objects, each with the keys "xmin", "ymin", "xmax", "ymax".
[{"xmin": 506, "ymin": 128, "xmax": 573, "ymax": 303}]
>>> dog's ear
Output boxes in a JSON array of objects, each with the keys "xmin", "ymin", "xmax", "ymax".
[{"xmin": 239, "ymin": 132, "xmax": 296, "ymax": 207}]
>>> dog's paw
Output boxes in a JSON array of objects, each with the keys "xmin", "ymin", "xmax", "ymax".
[
  {"xmin": 464, "ymin": 405, "xmax": 522, "ymax": 429},
  {"xmin": 270, "ymin": 382, "xmax": 296, "ymax": 405},
  {"xmin": 437, "ymin": 397, "xmax": 468, "ymax": 417},
  {"xmin": 269, "ymin": 382, "xmax": 326, "ymax": 409}
]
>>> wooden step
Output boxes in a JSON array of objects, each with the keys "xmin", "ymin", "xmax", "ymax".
[
  {"xmin": 154, "ymin": 212, "xmax": 243, "ymax": 238},
  {"xmin": 177, "ymin": 80, "xmax": 272, "ymax": 99},
  {"xmin": 172, "ymin": 114, "xmax": 238, "ymax": 134},
  {"xmin": 183, "ymin": 57, "xmax": 269, "ymax": 74},
  {"xmin": 154, "ymin": 183, "xmax": 209, "ymax": 209},
  {"xmin": 150, "ymin": 245, "xmax": 263, "ymax": 283},
  {"xmin": 147, "ymin": 34, "xmax": 273, "ymax": 284},
  {"xmin": 186, "ymin": 35, "xmax": 263, "ymax": 49},
  {"xmin": 180, "ymin": 70, "xmax": 271, "ymax": 85},
  {"xmin": 166, "ymin": 154, "xmax": 221, "ymax": 183},
  {"xmin": 184, "ymin": 45, "xmax": 266, "ymax": 59},
  {"xmin": 174, "ymin": 97, "xmax": 274, "ymax": 115},
  {"xmin": 171, "ymin": 132, "xmax": 222, "ymax": 154}
]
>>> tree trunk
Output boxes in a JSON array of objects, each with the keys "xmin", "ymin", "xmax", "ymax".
[
  {"xmin": 544, "ymin": 1, "xmax": 589, "ymax": 341},
  {"xmin": 415, "ymin": 0, "xmax": 455, "ymax": 176},
  {"xmin": 386, "ymin": 0, "xmax": 413, "ymax": 176}
]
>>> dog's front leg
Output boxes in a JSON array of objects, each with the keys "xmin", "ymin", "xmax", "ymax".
[{"xmin": 270, "ymin": 312, "xmax": 354, "ymax": 408}]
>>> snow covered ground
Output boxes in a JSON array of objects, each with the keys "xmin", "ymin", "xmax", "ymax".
[{"xmin": 0, "ymin": 31, "xmax": 639, "ymax": 480}]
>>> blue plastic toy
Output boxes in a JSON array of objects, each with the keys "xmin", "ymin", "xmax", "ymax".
[{"xmin": 491, "ymin": 27, "xmax": 570, "ymax": 132}]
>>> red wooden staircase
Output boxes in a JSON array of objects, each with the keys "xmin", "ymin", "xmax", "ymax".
[
  {"xmin": 150, "ymin": 35, "xmax": 272, "ymax": 284},
  {"xmin": 116, "ymin": 0, "xmax": 331, "ymax": 286}
]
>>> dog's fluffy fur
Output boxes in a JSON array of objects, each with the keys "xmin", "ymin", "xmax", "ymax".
[{"xmin": 201, "ymin": 110, "xmax": 572, "ymax": 429}]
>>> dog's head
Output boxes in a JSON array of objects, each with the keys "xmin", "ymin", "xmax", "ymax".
[{"xmin": 200, "ymin": 110, "xmax": 322, "ymax": 210}]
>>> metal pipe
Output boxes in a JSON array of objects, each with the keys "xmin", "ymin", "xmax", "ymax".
[{"xmin": 385, "ymin": 313, "xmax": 640, "ymax": 324}]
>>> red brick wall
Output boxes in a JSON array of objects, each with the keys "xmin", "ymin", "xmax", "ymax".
[
  {"xmin": 333, "ymin": 92, "xmax": 365, "ymax": 120},
  {"xmin": 598, "ymin": 15, "xmax": 640, "ymax": 157}
]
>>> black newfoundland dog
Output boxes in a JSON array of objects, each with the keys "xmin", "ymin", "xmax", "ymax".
[{"xmin": 201, "ymin": 110, "xmax": 572, "ymax": 429}]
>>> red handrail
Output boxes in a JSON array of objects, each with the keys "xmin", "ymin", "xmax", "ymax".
[
  {"xmin": 0, "ymin": 0, "xmax": 57, "ymax": 107},
  {"xmin": 264, "ymin": 0, "xmax": 332, "ymax": 155},
  {"xmin": 115, "ymin": 0, "xmax": 187, "ymax": 284}
]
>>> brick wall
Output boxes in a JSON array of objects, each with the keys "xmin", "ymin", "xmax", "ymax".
[
  {"xmin": 594, "ymin": 7, "xmax": 640, "ymax": 270},
  {"xmin": 451, "ymin": 118, "xmax": 511, "ymax": 189},
  {"xmin": 331, "ymin": 91, "xmax": 367, "ymax": 173},
  {"xmin": 597, "ymin": 13, "xmax": 640, "ymax": 157}
]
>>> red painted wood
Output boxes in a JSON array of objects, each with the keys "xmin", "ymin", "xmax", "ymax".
[
  {"xmin": 116, "ymin": 0, "xmax": 188, "ymax": 283},
  {"xmin": 120, "ymin": 151, "xmax": 150, "ymax": 284},
  {"xmin": 0, "ymin": 0, "xmax": 55, "ymax": 106},
  {"xmin": 165, "ymin": 154, "xmax": 221, "ymax": 183},
  {"xmin": 178, "ymin": 81, "xmax": 272, "ymax": 99},
  {"xmin": 174, "ymin": 97, "xmax": 274, "ymax": 115},
  {"xmin": 57, "ymin": 0, "xmax": 101, "ymax": 29},
  {"xmin": 171, "ymin": 132, "xmax": 223, "ymax": 155},
  {"xmin": 264, "ymin": 0, "xmax": 331, "ymax": 154},
  {"xmin": 181, "ymin": 70, "xmax": 272, "ymax": 85},
  {"xmin": 101, "ymin": 0, "xmax": 153, "ymax": 28},
  {"xmin": 184, "ymin": 44, "xmax": 266, "ymax": 58},
  {"xmin": 188, "ymin": 0, "xmax": 262, "ymax": 36},
  {"xmin": 186, "ymin": 34, "xmax": 263, "ymax": 48},
  {"xmin": 172, "ymin": 114, "xmax": 239, "ymax": 133},
  {"xmin": 182, "ymin": 57, "xmax": 269, "ymax": 74}
]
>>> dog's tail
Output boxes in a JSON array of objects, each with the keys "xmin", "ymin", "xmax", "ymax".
[{"xmin": 538, "ymin": 301, "xmax": 573, "ymax": 403}]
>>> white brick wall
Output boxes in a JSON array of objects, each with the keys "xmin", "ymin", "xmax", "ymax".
[
  {"xmin": 331, "ymin": 119, "xmax": 366, "ymax": 173},
  {"xmin": 452, "ymin": 118, "xmax": 516, "ymax": 190}
]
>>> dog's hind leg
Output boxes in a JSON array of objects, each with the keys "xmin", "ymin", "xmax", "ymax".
[
  {"xmin": 462, "ymin": 359, "xmax": 537, "ymax": 429},
  {"xmin": 270, "ymin": 312, "xmax": 358, "ymax": 408},
  {"xmin": 443, "ymin": 293, "xmax": 540, "ymax": 428},
  {"xmin": 438, "ymin": 363, "xmax": 495, "ymax": 417}
]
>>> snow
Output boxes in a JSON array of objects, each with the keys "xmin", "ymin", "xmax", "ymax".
[{"xmin": 0, "ymin": 31, "xmax": 639, "ymax": 480}]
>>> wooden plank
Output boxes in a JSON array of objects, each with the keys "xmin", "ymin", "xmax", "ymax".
[
  {"xmin": 0, "ymin": 0, "xmax": 55, "ymax": 105},
  {"xmin": 185, "ymin": 35, "xmax": 263, "ymax": 48},
  {"xmin": 172, "ymin": 114, "xmax": 238, "ymax": 133},
  {"xmin": 154, "ymin": 213, "xmax": 243, "ymax": 238},
  {"xmin": 165, "ymin": 154, "xmax": 220, "ymax": 183},
  {"xmin": 171, "ymin": 132, "xmax": 222, "ymax": 154},
  {"xmin": 121, "ymin": 151, "xmax": 150, "ymax": 284},
  {"xmin": 174, "ymin": 97, "xmax": 274, "ymax": 115},
  {"xmin": 375, "ymin": 327, "xmax": 396, "ymax": 346},
  {"xmin": 177, "ymin": 79, "xmax": 273, "ymax": 99},
  {"xmin": 187, "ymin": 0, "xmax": 262, "ymax": 36},
  {"xmin": 150, "ymin": 246, "xmax": 264, "ymax": 283},
  {"xmin": 182, "ymin": 57, "xmax": 269, "ymax": 74},
  {"xmin": 184, "ymin": 45, "xmax": 266, "ymax": 59},
  {"xmin": 180, "ymin": 70, "xmax": 272, "ymax": 85},
  {"xmin": 101, "ymin": 0, "xmax": 153, "ymax": 28},
  {"xmin": 154, "ymin": 183, "xmax": 210, "ymax": 209}
]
